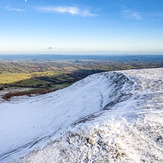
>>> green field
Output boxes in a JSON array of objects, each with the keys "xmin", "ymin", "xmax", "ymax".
[{"xmin": 0, "ymin": 59, "xmax": 162, "ymax": 91}]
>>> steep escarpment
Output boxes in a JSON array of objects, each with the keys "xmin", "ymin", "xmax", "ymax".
[{"xmin": 0, "ymin": 68, "xmax": 162, "ymax": 163}]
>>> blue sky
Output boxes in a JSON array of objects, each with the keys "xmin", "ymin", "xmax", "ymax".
[{"xmin": 0, "ymin": 0, "xmax": 163, "ymax": 55}]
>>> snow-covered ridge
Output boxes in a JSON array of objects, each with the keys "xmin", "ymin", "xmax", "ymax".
[{"xmin": 0, "ymin": 68, "xmax": 162, "ymax": 162}]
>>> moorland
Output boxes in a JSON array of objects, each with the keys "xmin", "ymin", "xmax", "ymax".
[{"xmin": 0, "ymin": 55, "xmax": 162, "ymax": 99}]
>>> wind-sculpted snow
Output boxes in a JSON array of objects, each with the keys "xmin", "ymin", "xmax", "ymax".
[{"xmin": 0, "ymin": 68, "xmax": 163, "ymax": 162}]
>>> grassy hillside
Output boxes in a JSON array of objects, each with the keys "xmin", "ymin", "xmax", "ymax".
[{"xmin": 0, "ymin": 58, "xmax": 162, "ymax": 90}]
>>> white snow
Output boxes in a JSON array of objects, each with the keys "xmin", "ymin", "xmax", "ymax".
[{"xmin": 0, "ymin": 68, "xmax": 163, "ymax": 162}]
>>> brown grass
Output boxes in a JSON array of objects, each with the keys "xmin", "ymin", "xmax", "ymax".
[{"xmin": 2, "ymin": 89, "xmax": 54, "ymax": 100}]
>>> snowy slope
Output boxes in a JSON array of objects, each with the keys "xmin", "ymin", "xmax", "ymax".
[{"xmin": 0, "ymin": 68, "xmax": 163, "ymax": 163}]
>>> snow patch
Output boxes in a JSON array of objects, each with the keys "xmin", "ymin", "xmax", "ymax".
[{"xmin": 0, "ymin": 68, "xmax": 163, "ymax": 162}]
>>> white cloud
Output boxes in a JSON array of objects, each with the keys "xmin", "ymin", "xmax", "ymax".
[
  {"xmin": 6, "ymin": 6, "xmax": 24, "ymax": 12},
  {"xmin": 121, "ymin": 9, "xmax": 142, "ymax": 20},
  {"xmin": 38, "ymin": 6, "xmax": 96, "ymax": 17},
  {"xmin": 25, "ymin": 0, "xmax": 27, "ymax": 2}
]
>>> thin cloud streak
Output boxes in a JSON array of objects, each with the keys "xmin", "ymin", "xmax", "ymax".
[
  {"xmin": 6, "ymin": 6, "xmax": 24, "ymax": 12},
  {"xmin": 121, "ymin": 9, "xmax": 142, "ymax": 20},
  {"xmin": 149, "ymin": 12, "xmax": 163, "ymax": 17},
  {"xmin": 38, "ymin": 6, "xmax": 97, "ymax": 17}
]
